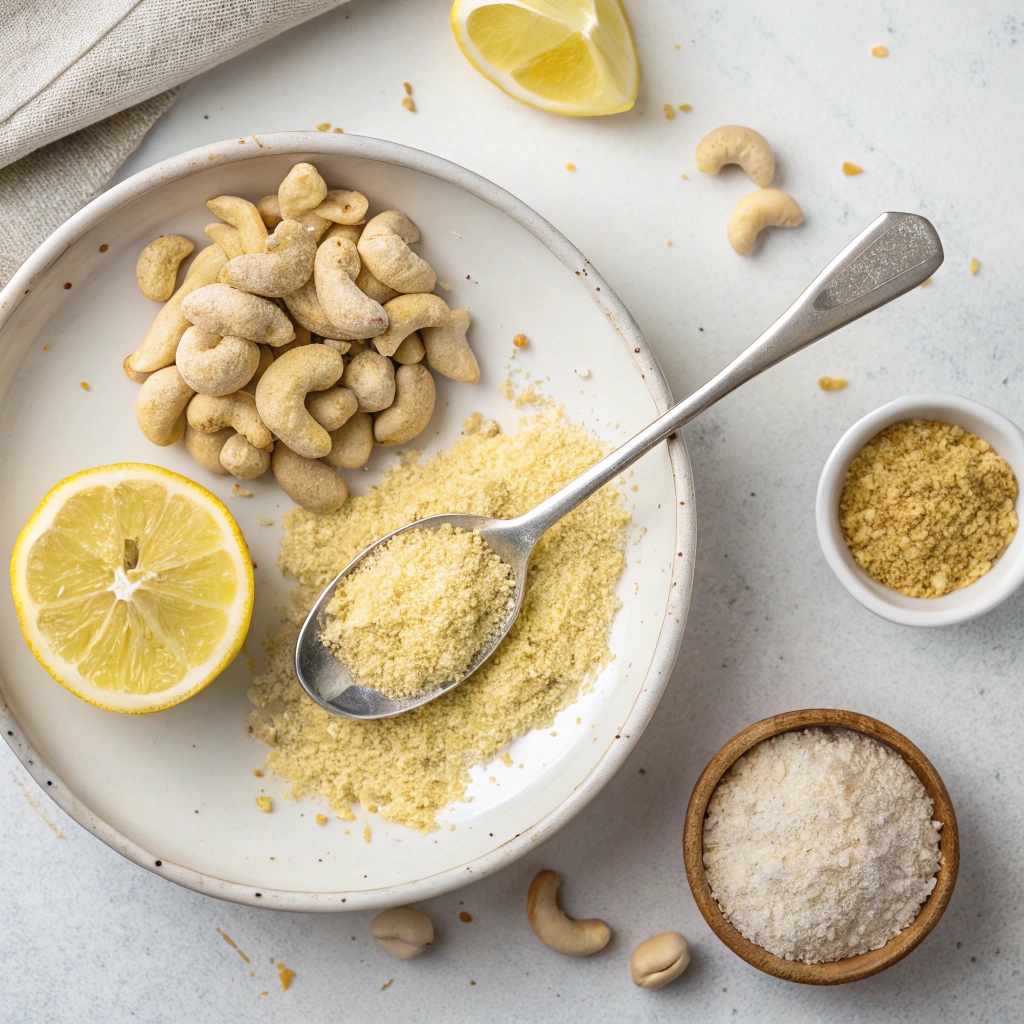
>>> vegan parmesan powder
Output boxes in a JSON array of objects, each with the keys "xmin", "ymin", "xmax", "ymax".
[
  {"xmin": 247, "ymin": 410, "xmax": 630, "ymax": 832},
  {"xmin": 702, "ymin": 728, "xmax": 942, "ymax": 964}
]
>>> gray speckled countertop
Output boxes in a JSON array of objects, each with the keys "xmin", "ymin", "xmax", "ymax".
[{"xmin": 3, "ymin": 0, "xmax": 1022, "ymax": 1019}]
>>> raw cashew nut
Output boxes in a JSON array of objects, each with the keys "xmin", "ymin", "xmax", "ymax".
[
  {"xmin": 313, "ymin": 189, "xmax": 369, "ymax": 225},
  {"xmin": 726, "ymin": 189, "xmax": 804, "ymax": 255},
  {"xmin": 373, "ymin": 363, "xmax": 435, "ymax": 445},
  {"xmin": 322, "ymin": 410, "xmax": 373, "ymax": 469},
  {"xmin": 306, "ymin": 386, "xmax": 358, "ymax": 430},
  {"xmin": 204, "ymin": 222, "xmax": 244, "ymax": 259},
  {"xmin": 184, "ymin": 424, "xmax": 233, "ymax": 474},
  {"xmin": 696, "ymin": 125, "xmax": 775, "ymax": 187},
  {"xmin": 123, "ymin": 354, "xmax": 150, "ymax": 383},
  {"xmin": 357, "ymin": 210, "xmax": 436, "ymax": 294},
  {"xmin": 355, "ymin": 264, "xmax": 400, "ymax": 305},
  {"xmin": 283, "ymin": 277, "xmax": 359, "ymax": 341},
  {"xmin": 175, "ymin": 326, "xmax": 260, "ymax": 396},
  {"xmin": 277, "ymin": 322, "xmax": 312, "ymax": 354},
  {"xmin": 258, "ymin": 195, "xmax": 329, "ymax": 239},
  {"xmin": 127, "ymin": 244, "xmax": 228, "ymax": 374},
  {"xmin": 254, "ymin": 344, "xmax": 345, "ymax": 458},
  {"xmin": 324, "ymin": 222, "xmax": 364, "ymax": 246},
  {"xmin": 421, "ymin": 308, "xmax": 478, "ymax": 382},
  {"xmin": 342, "ymin": 350, "xmax": 396, "ymax": 412},
  {"xmin": 278, "ymin": 162, "xmax": 328, "ymax": 219},
  {"xmin": 243, "ymin": 345, "xmax": 276, "ymax": 393},
  {"xmin": 526, "ymin": 870, "xmax": 611, "ymax": 956},
  {"xmin": 373, "ymin": 293, "xmax": 450, "ymax": 357},
  {"xmin": 630, "ymin": 932, "xmax": 690, "ymax": 989},
  {"xmin": 314, "ymin": 236, "xmax": 388, "ymax": 338},
  {"xmin": 206, "ymin": 196, "xmax": 268, "ymax": 254},
  {"xmin": 136, "ymin": 366, "xmax": 194, "ymax": 446},
  {"xmin": 272, "ymin": 443, "xmax": 348, "ymax": 512},
  {"xmin": 392, "ymin": 330, "xmax": 424, "ymax": 364},
  {"xmin": 218, "ymin": 220, "xmax": 317, "ymax": 297},
  {"xmin": 136, "ymin": 235, "xmax": 194, "ymax": 301},
  {"xmin": 257, "ymin": 195, "xmax": 283, "ymax": 230},
  {"xmin": 323, "ymin": 337, "xmax": 352, "ymax": 355},
  {"xmin": 369, "ymin": 907, "xmax": 434, "ymax": 960},
  {"xmin": 187, "ymin": 391, "xmax": 273, "ymax": 450},
  {"xmin": 220, "ymin": 432, "xmax": 271, "ymax": 479},
  {"xmin": 182, "ymin": 283, "xmax": 295, "ymax": 346}
]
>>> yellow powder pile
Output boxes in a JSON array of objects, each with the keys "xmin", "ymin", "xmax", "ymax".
[
  {"xmin": 840, "ymin": 419, "xmax": 1018, "ymax": 597},
  {"xmin": 321, "ymin": 524, "xmax": 515, "ymax": 699},
  {"xmin": 247, "ymin": 410, "xmax": 630, "ymax": 832}
]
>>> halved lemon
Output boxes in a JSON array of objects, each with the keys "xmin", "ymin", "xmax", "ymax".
[
  {"xmin": 451, "ymin": 0, "xmax": 639, "ymax": 116},
  {"xmin": 11, "ymin": 464, "xmax": 254, "ymax": 714}
]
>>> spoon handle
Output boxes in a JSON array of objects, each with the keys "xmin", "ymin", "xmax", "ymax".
[{"xmin": 516, "ymin": 211, "xmax": 943, "ymax": 540}]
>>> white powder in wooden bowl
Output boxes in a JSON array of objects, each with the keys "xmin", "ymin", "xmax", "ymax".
[{"xmin": 702, "ymin": 728, "xmax": 942, "ymax": 963}]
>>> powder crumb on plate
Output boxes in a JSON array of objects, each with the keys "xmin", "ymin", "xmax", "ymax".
[
  {"xmin": 232, "ymin": 484, "xmax": 254, "ymax": 497},
  {"xmin": 363, "ymin": 826, "xmax": 372, "ymax": 843},
  {"xmin": 818, "ymin": 376, "xmax": 847, "ymax": 391},
  {"xmin": 251, "ymin": 768, "xmax": 263, "ymax": 777},
  {"xmin": 315, "ymin": 813, "xmax": 328, "ymax": 825},
  {"xmin": 565, "ymin": 162, "xmax": 576, "ymax": 171},
  {"xmin": 401, "ymin": 96, "xmax": 416, "ymax": 112},
  {"xmin": 920, "ymin": 277, "xmax": 933, "ymax": 287},
  {"xmin": 969, "ymin": 257, "xmax": 980, "ymax": 275},
  {"xmin": 80, "ymin": 382, "xmax": 90, "ymax": 391},
  {"xmin": 316, "ymin": 122, "xmax": 331, "ymax": 132},
  {"xmin": 255, "ymin": 515, "xmax": 275, "ymax": 527},
  {"xmin": 664, "ymin": 104, "xmax": 676, "ymax": 119},
  {"xmin": 255, "ymin": 796, "xmax": 272, "ymax": 813},
  {"xmin": 499, "ymin": 753, "xmax": 513, "ymax": 767}
]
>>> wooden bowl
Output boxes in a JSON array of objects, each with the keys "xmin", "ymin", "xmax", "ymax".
[{"xmin": 682, "ymin": 709, "xmax": 959, "ymax": 985}]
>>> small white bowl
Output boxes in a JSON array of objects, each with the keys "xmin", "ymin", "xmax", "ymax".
[{"xmin": 816, "ymin": 394, "xmax": 1024, "ymax": 626}]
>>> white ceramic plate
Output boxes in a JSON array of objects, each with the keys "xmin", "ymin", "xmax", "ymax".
[{"xmin": 0, "ymin": 134, "xmax": 694, "ymax": 910}]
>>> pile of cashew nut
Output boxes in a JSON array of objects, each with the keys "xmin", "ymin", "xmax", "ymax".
[
  {"xmin": 126, "ymin": 162, "xmax": 481, "ymax": 512},
  {"xmin": 695, "ymin": 125, "xmax": 804, "ymax": 255}
]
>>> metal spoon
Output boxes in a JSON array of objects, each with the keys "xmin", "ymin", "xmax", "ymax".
[{"xmin": 296, "ymin": 211, "xmax": 943, "ymax": 719}]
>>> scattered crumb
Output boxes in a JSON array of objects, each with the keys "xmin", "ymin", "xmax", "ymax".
[
  {"xmin": 316, "ymin": 813, "xmax": 328, "ymax": 826},
  {"xmin": 337, "ymin": 807, "xmax": 356, "ymax": 822},
  {"xmin": 216, "ymin": 928, "xmax": 251, "ymax": 964},
  {"xmin": 42, "ymin": 344, "xmax": 49, "ymax": 350},
  {"xmin": 255, "ymin": 796, "xmax": 272, "ymax": 813},
  {"xmin": 500, "ymin": 753, "xmax": 513, "ymax": 767},
  {"xmin": 277, "ymin": 963, "xmax": 295, "ymax": 991},
  {"xmin": 381, "ymin": 979, "xmax": 394, "ymax": 991},
  {"xmin": 440, "ymin": 281, "xmax": 452, "ymax": 291},
  {"xmin": 401, "ymin": 96, "xmax": 416, "ymax": 113},
  {"xmin": 872, "ymin": 44, "xmax": 889, "ymax": 57},
  {"xmin": 80, "ymin": 382, "xmax": 90, "ymax": 391},
  {"xmin": 63, "ymin": 282, "xmax": 72, "ymax": 290},
  {"xmin": 565, "ymin": 162, "xmax": 576, "ymax": 172},
  {"xmin": 969, "ymin": 257, "xmax": 980, "ymax": 275},
  {"xmin": 252, "ymin": 769, "xmax": 263, "ymax": 777},
  {"xmin": 459, "ymin": 911, "xmax": 473, "ymax": 923},
  {"xmin": 232, "ymin": 484, "xmax": 254, "ymax": 497},
  {"xmin": 920, "ymin": 278, "xmax": 933, "ymax": 288},
  {"xmin": 665, "ymin": 239, "xmax": 672, "ymax": 246},
  {"xmin": 674, "ymin": 43, "xmax": 681, "ymax": 49},
  {"xmin": 259, "ymin": 991, "xmax": 268, "ymax": 998},
  {"xmin": 255, "ymin": 514, "xmax": 275, "ymax": 527},
  {"xmin": 332, "ymin": 127, "xmax": 344, "ymax": 134},
  {"xmin": 678, "ymin": 103, "xmax": 692, "ymax": 112},
  {"xmin": 664, "ymin": 104, "xmax": 676, "ymax": 120},
  {"xmin": 363, "ymin": 825, "xmax": 372, "ymax": 843},
  {"xmin": 550, "ymin": 731, "xmax": 557, "ymax": 737},
  {"xmin": 842, "ymin": 162, "xmax": 863, "ymax": 176},
  {"xmin": 574, "ymin": 368, "xmax": 591, "ymax": 379},
  {"xmin": 513, "ymin": 333, "xmax": 528, "ymax": 347},
  {"xmin": 99, "ymin": 244, "xmax": 109, "ymax": 253},
  {"xmin": 316, "ymin": 122, "xmax": 331, "ymax": 132},
  {"xmin": 404, "ymin": 82, "xmax": 413, "ymax": 95},
  {"xmin": 680, "ymin": 172, "xmax": 688, "ymax": 179},
  {"xmin": 818, "ymin": 377, "xmax": 848, "ymax": 391}
]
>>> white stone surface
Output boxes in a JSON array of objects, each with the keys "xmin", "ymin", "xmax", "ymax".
[{"xmin": 2, "ymin": 0, "xmax": 1022, "ymax": 1019}]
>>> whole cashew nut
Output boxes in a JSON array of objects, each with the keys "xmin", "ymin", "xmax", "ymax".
[
  {"xmin": 136, "ymin": 235, "xmax": 194, "ymax": 301},
  {"xmin": 136, "ymin": 365, "xmax": 194, "ymax": 446},
  {"xmin": 324, "ymin": 222, "xmax": 364, "ymax": 246},
  {"xmin": 630, "ymin": 932, "xmax": 690, "ymax": 989},
  {"xmin": 272, "ymin": 443, "xmax": 348, "ymax": 512},
  {"xmin": 257, "ymin": 195, "xmax": 283, "ymax": 230},
  {"xmin": 218, "ymin": 220, "xmax": 317, "ymax": 297},
  {"xmin": 322, "ymin": 410, "xmax": 373, "ymax": 469},
  {"xmin": 175, "ymin": 326, "xmax": 260, "ymax": 396},
  {"xmin": 342, "ymin": 350, "xmax": 396, "ymax": 412},
  {"xmin": 206, "ymin": 196, "xmax": 268, "ymax": 254},
  {"xmin": 127, "ymin": 244, "xmax": 227, "ymax": 374},
  {"xmin": 254, "ymin": 344, "xmax": 345, "ymax": 458},
  {"xmin": 182, "ymin": 283, "xmax": 295, "ymax": 346},
  {"xmin": 357, "ymin": 210, "xmax": 436, "ymax": 294},
  {"xmin": 243, "ymin": 345, "xmax": 276, "ymax": 394},
  {"xmin": 726, "ymin": 188, "xmax": 804, "ymax": 255},
  {"xmin": 258, "ymin": 194, "xmax": 329, "ymax": 239},
  {"xmin": 184, "ymin": 423, "xmax": 232, "ymax": 474},
  {"xmin": 220, "ymin": 433, "xmax": 272, "ymax": 479},
  {"xmin": 186, "ymin": 391, "xmax": 273, "ymax": 450},
  {"xmin": 373, "ymin": 363, "xmax": 435, "ymax": 445},
  {"xmin": 314, "ymin": 236, "xmax": 388, "ymax": 338},
  {"xmin": 695, "ymin": 125, "xmax": 775, "ymax": 187},
  {"xmin": 122, "ymin": 354, "xmax": 150, "ymax": 383},
  {"xmin": 373, "ymin": 293, "xmax": 450, "ymax": 358},
  {"xmin": 526, "ymin": 870, "xmax": 611, "ymax": 956},
  {"xmin": 278, "ymin": 162, "xmax": 328, "ymax": 219},
  {"xmin": 283, "ymin": 277, "xmax": 359, "ymax": 341},
  {"xmin": 204, "ymin": 222, "xmax": 244, "ymax": 259},
  {"xmin": 369, "ymin": 907, "xmax": 434, "ymax": 960},
  {"xmin": 306, "ymin": 386, "xmax": 358, "ymax": 430},
  {"xmin": 355, "ymin": 264, "xmax": 400, "ymax": 305},
  {"xmin": 421, "ymin": 308, "xmax": 479, "ymax": 382},
  {"xmin": 313, "ymin": 189, "xmax": 369, "ymax": 225},
  {"xmin": 392, "ymin": 330, "xmax": 425, "ymax": 364}
]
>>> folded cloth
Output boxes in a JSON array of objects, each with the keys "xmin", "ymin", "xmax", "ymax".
[{"xmin": 0, "ymin": 0, "xmax": 351, "ymax": 287}]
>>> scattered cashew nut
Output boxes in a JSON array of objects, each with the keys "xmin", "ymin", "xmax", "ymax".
[
  {"xmin": 220, "ymin": 433, "xmax": 271, "ymax": 479},
  {"xmin": 322, "ymin": 410, "xmax": 374, "ymax": 469},
  {"xmin": 342, "ymin": 350, "xmax": 396, "ymax": 412},
  {"xmin": 630, "ymin": 932, "xmax": 690, "ymax": 989},
  {"xmin": 313, "ymin": 189, "xmax": 369, "ymax": 225},
  {"xmin": 206, "ymin": 195, "xmax": 268, "ymax": 254},
  {"xmin": 421, "ymin": 308, "xmax": 478, "ymax": 382},
  {"xmin": 184, "ymin": 423, "xmax": 233, "ymax": 474},
  {"xmin": 204, "ymin": 222, "xmax": 244, "ymax": 259},
  {"xmin": 186, "ymin": 391, "xmax": 273, "ymax": 450},
  {"xmin": 391, "ymin": 330, "xmax": 424, "ymax": 364},
  {"xmin": 175, "ymin": 326, "xmax": 260, "ymax": 396},
  {"xmin": 254, "ymin": 344, "xmax": 345, "ymax": 458},
  {"xmin": 695, "ymin": 125, "xmax": 775, "ymax": 187},
  {"xmin": 373, "ymin": 293, "xmax": 450, "ymax": 357},
  {"xmin": 369, "ymin": 907, "xmax": 434, "ymax": 960},
  {"xmin": 272, "ymin": 443, "xmax": 348, "ymax": 512},
  {"xmin": 136, "ymin": 235, "xmax": 194, "ymax": 301},
  {"xmin": 526, "ymin": 870, "xmax": 611, "ymax": 956},
  {"xmin": 136, "ymin": 366, "xmax": 194, "ymax": 446},
  {"xmin": 358, "ymin": 210, "xmax": 436, "ymax": 294},
  {"xmin": 726, "ymin": 188, "xmax": 804, "ymax": 255},
  {"xmin": 306, "ymin": 386, "xmax": 357, "ymax": 431},
  {"xmin": 182, "ymin": 283, "xmax": 295, "ymax": 346},
  {"xmin": 314, "ymin": 236, "xmax": 388, "ymax": 338},
  {"xmin": 218, "ymin": 219, "xmax": 317, "ymax": 297},
  {"xmin": 373, "ymin": 363, "xmax": 435, "ymax": 445},
  {"xmin": 278, "ymin": 162, "xmax": 328, "ymax": 219}
]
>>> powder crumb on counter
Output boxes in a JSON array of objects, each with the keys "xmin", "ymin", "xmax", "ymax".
[
  {"xmin": 316, "ymin": 122, "xmax": 331, "ymax": 132},
  {"xmin": 565, "ymin": 162, "xmax": 576, "ymax": 172},
  {"xmin": 247, "ymin": 410, "xmax": 629, "ymax": 832},
  {"xmin": 678, "ymin": 102, "xmax": 692, "ymax": 112},
  {"xmin": 818, "ymin": 376, "xmax": 847, "ymax": 391},
  {"xmin": 920, "ymin": 277, "xmax": 933, "ymax": 287},
  {"xmin": 255, "ymin": 796, "xmax": 272, "ymax": 813},
  {"xmin": 255, "ymin": 515, "xmax": 275, "ymax": 527},
  {"xmin": 703, "ymin": 728, "xmax": 942, "ymax": 964},
  {"xmin": 363, "ymin": 825, "xmax": 372, "ymax": 843},
  {"xmin": 332, "ymin": 127, "xmax": 344, "ymax": 134},
  {"xmin": 664, "ymin": 104, "xmax": 676, "ymax": 120},
  {"xmin": 404, "ymin": 82, "xmax": 413, "ymax": 95},
  {"xmin": 232, "ymin": 484, "xmax": 254, "ymax": 498},
  {"xmin": 499, "ymin": 753, "xmax": 513, "ymax": 767},
  {"xmin": 315, "ymin": 813, "xmax": 328, "ymax": 826},
  {"xmin": 842, "ymin": 161, "xmax": 863, "ymax": 176},
  {"xmin": 969, "ymin": 257, "xmax": 980, "ymax": 275},
  {"xmin": 216, "ymin": 928, "xmax": 250, "ymax": 964},
  {"xmin": 80, "ymin": 382, "xmax": 90, "ymax": 391},
  {"xmin": 401, "ymin": 96, "xmax": 416, "ymax": 113},
  {"xmin": 840, "ymin": 419, "xmax": 1018, "ymax": 597},
  {"xmin": 42, "ymin": 344, "xmax": 49, "ymax": 351},
  {"xmin": 872, "ymin": 44, "xmax": 889, "ymax": 57},
  {"xmin": 381, "ymin": 979, "xmax": 394, "ymax": 991},
  {"xmin": 251, "ymin": 768, "xmax": 263, "ymax": 777},
  {"xmin": 277, "ymin": 963, "xmax": 295, "ymax": 990}
]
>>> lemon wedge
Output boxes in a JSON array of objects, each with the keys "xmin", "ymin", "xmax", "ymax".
[
  {"xmin": 451, "ymin": 0, "xmax": 639, "ymax": 116},
  {"xmin": 11, "ymin": 464, "xmax": 254, "ymax": 714}
]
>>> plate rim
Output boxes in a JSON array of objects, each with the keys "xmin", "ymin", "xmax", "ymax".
[{"xmin": 0, "ymin": 131, "xmax": 696, "ymax": 911}]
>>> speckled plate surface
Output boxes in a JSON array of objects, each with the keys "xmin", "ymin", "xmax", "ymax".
[{"xmin": 0, "ymin": 133, "xmax": 694, "ymax": 910}]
